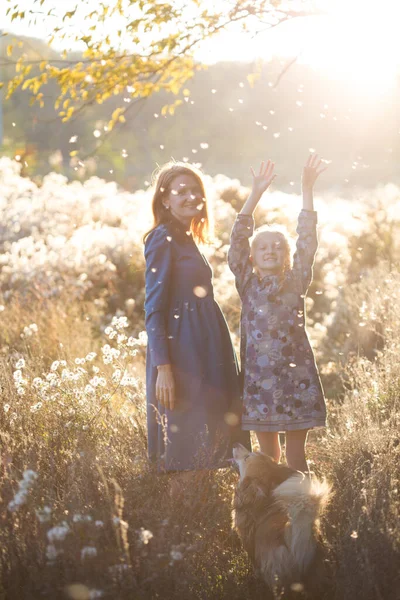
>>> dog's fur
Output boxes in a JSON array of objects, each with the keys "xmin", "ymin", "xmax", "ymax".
[{"xmin": 232, "ymin": 444, "xmax": 331, "ymax": 594}]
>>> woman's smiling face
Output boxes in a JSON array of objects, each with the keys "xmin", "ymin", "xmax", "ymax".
[{"xmin": 163, "ymin": 174, "xmax": 205, "ymax": 226}]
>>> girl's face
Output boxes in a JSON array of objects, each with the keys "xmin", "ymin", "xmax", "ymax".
[
  {"xmin": 251, "ymin": 231, "xmax": 286, "ymax": 277},
  {"xmin": 163, "ymin": 174, "xmax": 205, "ymax": 226}
]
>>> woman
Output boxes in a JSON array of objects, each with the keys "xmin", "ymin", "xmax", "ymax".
[{"xmin": 144, "ymin": 161, "xmax": 246, "ymax": 472}]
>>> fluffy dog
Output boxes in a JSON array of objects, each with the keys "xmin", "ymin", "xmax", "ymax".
[{"xmin": 232, "ymin": 443, "xmax": 331, "ymax": 595}]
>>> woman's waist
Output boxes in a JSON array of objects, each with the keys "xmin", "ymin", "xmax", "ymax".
[{"xmin": 169, "ymin": 286, "xmax": 215, "ymax": 304}]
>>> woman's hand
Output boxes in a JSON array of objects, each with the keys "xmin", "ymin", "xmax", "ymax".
[
  {"xmin": 240, "ymin": 159, "xmax": 276, "ymax": 216},
  {"xmin": 156, "ymin": 364, "xmax": 175, "ymax": 410},
  {"xmin": 250, "ymin": 159, "xmax": 276, "ymax": 197},
  {"xmin": 302, "ymin": 153, "xmax": 328, "ymax": 192}
]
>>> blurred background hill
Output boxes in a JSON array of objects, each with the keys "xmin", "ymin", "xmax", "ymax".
[{"xmin": 2, "ymin": 35, "xmax": 400, "ymax": 191}]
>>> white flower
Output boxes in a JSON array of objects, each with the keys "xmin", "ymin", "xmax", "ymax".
[
  {"xmin": 36, "ymin": 506, "xmax": 52, "ymax": 523},
  {"xmin": 111, "ymin": 315, "xmax": 128, "ymax": 330},
  {"xmin": 61, "ymin": 369, "xmax": 71, "ymax": 380},
  {"xmin": 46, "ymin": 372, "xmax": 58, "ymax": 382},
  {"xmin": 4, "ymin": 404, "xmax": 10, "ymax": 413},
  {"xmin": 89, "ymin": 590, "xmax": 104, "ymax": 599},
  {"xmin": 138, "ymin": 331, "xmax": 148, "ymax": 346},
  {"xmin": 139, "ymin": 528, "xmax": 153, "ymax": 545},
  {"xmin": 120, "ymin": 375, "xmax": 136, "ymax": 387},
  {"xmin": 112, "ymin": 369, "xmax": 122, "ymax": 383},
  {"xmin": 108, "ymin": 564, "xmax": 130, "ymax": 575},
  {"xmin": 7, "ymin": 470, "xmax": 37, "ymax": 512},
  {"xmin": 46, "ymin": 544, "xmax": 59, "ymax": 561},
  {"xmin": 73, "ymin": 513, "xmax": 92, "ymax": 523},
  {"xmin": 13, "ymin": 370, "xmax": 22, "ymax": 381},
  {"xmin": 8, "ymin": 490, "xmax": 27, "ymax": 512},
  {"xmin": 23, "ymin": 470, "xmax": 38, "ymax": 483},
  {"xmin": 47, "ymin": 524, "xmax": 70, "ymax": 543},
  {"xmin": 15, "ymin": 358, "xmax": 25, "ymax": 369},
  {"xmin": 81, "ymin": 546, "xmax": 97, "ymax": 560}
]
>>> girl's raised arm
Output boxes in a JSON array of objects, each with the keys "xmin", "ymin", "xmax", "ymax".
[
  {"xmin": 292, "ymin": 153, "xmax": 328, "ymax": 293},
  {"xmin": 301, "ymin": 153, "xmax": 328, "ymax": 212},
  {"xmin": 228, "ymin": 160, "xmax": 276, "ymax": 298},
  {"xmin": 240, "ymin": 160, "xmax": 276, "ymax": 216}
]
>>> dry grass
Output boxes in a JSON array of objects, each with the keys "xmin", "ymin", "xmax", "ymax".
[{"xmin": 0, "ymin": 272, "xmax": 400, "ymax": 600}]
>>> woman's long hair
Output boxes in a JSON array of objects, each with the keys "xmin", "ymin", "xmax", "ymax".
[{"xmin": 143, "ymin": 161, "xmax": 210, "ymax": 244}]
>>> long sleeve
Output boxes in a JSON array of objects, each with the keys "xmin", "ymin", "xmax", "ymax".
[
  {"xmin": 144, "ymin": 227, "xmax": 172, "ymax": 367},
  {"xmin": 228, "ymin": 214, "xmax": 255, "ymax": 299},
  {"xmin": 292, "ymin": 209, "xmax": 318, "ymax": 294}
]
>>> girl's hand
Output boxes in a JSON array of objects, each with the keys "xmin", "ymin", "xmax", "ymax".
[
  {"xmin": 250, "ymin": 160, "xmax": 276, "ymax": 198},
  {"xmin": 302, "ymin": 153, "xmax": 328, "ymax": 191},
  {"xmin": 156, "ymin": 365, "xmax": 175, "ymax": 410}
]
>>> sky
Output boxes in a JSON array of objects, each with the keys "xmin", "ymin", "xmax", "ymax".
[{"xmin": 1, "ymin": 0, "xmax": 400, "ymax": 96}]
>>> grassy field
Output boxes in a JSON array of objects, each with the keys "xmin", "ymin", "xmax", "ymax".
[{"xmin": 1, "ymin": 159, "xmax": 400, "ymax": 599}]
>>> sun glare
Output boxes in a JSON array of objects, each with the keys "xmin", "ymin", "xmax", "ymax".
[
  {"xmin": 2, "ymin": 0, "xmax": 400, "ymax": 95},
  {"xmin": 300, "ymin": 0, "xmax": 400, "ymax": 93},
  {"xmin": 200, "ymin": 0, "xmax": 400, "ymax": 94}
]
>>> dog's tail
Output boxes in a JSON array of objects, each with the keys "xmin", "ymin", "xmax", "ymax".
[{"xmin": 273, "ymin": 473, "xmax": 331, "ymax": 574}]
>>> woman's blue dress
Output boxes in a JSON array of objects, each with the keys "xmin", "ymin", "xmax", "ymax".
[{"xmin": 144, "ymin": 216, "xmax": 244, "ymax": 471}]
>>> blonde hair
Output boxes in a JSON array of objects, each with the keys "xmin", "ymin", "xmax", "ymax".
[
  {"xmin": 143, "ymin": 161, "xmax": 211, "ymax": 244},
  {"xmin": 250, "ymin": 225, "xmax": 292, "ymax": 276}
]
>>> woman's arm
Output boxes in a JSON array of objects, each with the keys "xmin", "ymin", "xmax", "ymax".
[
  {"xmin": 228, "ymin": 160, "xmax": 276, "ymax": 296},
  {"xmin": 292, "ymin": 154, "xmax": 328, "ymax": 293},
  {"xmin": 144, "ymin": 227, "xmax": 175, "ymax": 410}
]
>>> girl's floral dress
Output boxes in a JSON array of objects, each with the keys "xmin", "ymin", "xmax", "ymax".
[{"xmin": 228, "ymin": 210, "xmax": 326, "ymax": 432}]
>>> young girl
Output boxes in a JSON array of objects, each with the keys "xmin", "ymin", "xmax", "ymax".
[{"xmin": 228, "ymin": 154, "xmax": 327, "ymax": 472}]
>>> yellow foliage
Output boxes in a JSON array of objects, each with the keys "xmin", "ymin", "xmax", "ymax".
[
  {"xmin": 2, "ymin": 0, "xmax": 289, "ymax": 124},
  {"xmin": 247, "ymin": 72, "xmax": 260, "ymax": 88}
]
